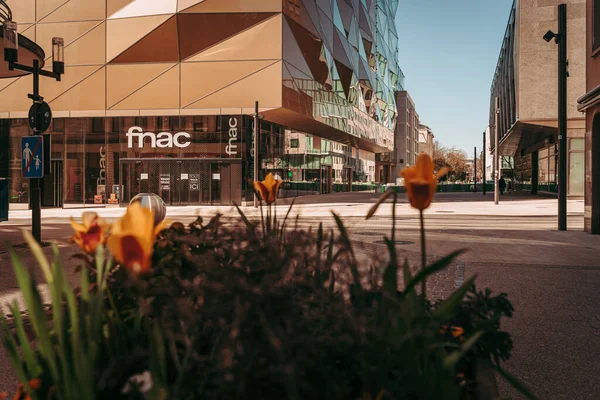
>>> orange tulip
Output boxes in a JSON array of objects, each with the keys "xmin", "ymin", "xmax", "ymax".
[
  {"xmin": 70, "ymin": 212, "xmax": 110, "ymax": 255},
  {"xmin": 400, "ymin": 154, "xmax": 450, "ymax": 211},
  {"xmin": 451, "ymin": 326, "xmax": 465, "ymax": 338},
  {"xmin": 107, "ymin": 202, "xmax": 167, "ymax": 275},
  {"xmin": 253, "ymin": 173, "xmax": 283, "ymax": 204}
]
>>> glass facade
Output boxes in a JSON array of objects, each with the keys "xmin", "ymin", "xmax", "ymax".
[{"xmin": 0, "ymin": 115, "xmax": 288, "ymax": 207}]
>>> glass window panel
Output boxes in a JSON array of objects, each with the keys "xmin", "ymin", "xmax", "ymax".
[
  {"xmin": 85, "ymin": 118, "xmax": 107, "ymax": 206},
  {"xmin": 65, "ymin": 119, "xmax": 85, "ymax": 205},
  {"xmin": 569, "ymin": 138, "xmax": 584, "ymax": 151},
  {"xmin": 569, "ymin": 152, "xmax": 584, "ymax": 196}
]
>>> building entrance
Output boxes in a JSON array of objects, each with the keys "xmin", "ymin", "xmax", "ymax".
[
  {"xmin": 42, "ymin": 160, "xmax": 64, "ymax": 208},
  {"xmin": 120, "ymin": 159, "xmax": 241, "ymax": 206}
]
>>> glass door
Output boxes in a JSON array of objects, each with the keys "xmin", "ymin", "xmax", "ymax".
[{"xmin": 210, "ymin": 163, "xmax": 221, "ymax": 205}]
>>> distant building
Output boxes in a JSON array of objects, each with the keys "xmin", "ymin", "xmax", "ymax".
[
  {"xmin": 376, "ymin": 90, "xmax": 419, "ymax": 183},
  {"xmin": 393, "ymin": 91, "xmax": 420, "ymax": 177},
  {"xmin": 576, "ymin": 0, "xmax": 600, "ymax": 234},
  {"xmin": 489, "ymin": 0, "xmax": 585, "ymax": 197},
  {"xmin": 418, "ymin": 124, "xmax": 434, "ymax": 158}
]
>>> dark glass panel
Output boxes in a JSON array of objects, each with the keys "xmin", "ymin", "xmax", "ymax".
[{"xmin": 177, "ymin": 13, "xmax": 276, "ymax": 60}]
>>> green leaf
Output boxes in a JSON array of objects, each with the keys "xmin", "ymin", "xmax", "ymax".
[
  {"xmin": 10, "ymin": 302, "xmax": 41, "ymax": 377},
  {"xmin": 0, "ymin": 309, "xmax": 31, "ymax": 383},
  {"xmin": 405, "ymin": 249, "xmax": 465, "ymax": 294},
  {"xmin": 332, "ymin": 213, "xmax": 361, "ymax": 292},
  {"xmin": 8, "ymin": 246, "xmax": 59, "ymax": 382},
  {"xmin": 433, "ymin": 274, "xmax": 478, "ymax": 318},
  {"xmin": 495, "ymin": 363, "xmax": 538, "ymax": 399},
  {"xmin": 382, "ymin": 238, "xmax": 398, "ymax": 295},
  {"xmin": 443, "ymin": 331, "xmax": 483, "ymax": 369},
  {"xmin": 366, "ymin": 188, "xmax": 394, "ymax": 219},
  {"xmin": 402, "ymin": 259, "xmax": 418, "ymax": 306},
  {"xmin": 23, "ymin": 230, "xmax": 53, "ymax": 284}
]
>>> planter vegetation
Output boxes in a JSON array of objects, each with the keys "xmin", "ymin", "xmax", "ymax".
[{"xmin": 1, "ymin": 156, "xmax": 536, "ymax": 400}]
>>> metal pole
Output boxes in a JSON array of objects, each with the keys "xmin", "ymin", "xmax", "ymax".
[
  {"xmin": 494, "ymin": 96, "xmax": 500, "ymax": 205},
  {"xmin": 557, "ymin": 4, "xmax": 567, "ymax": 231},
  {"xmin": 253, "ymin": 101, "xmax": 259, "ymax": 208},
  {"xmin": 31, "ymin": 59, "xmax": 41, "ymax": 243},
  {"xmin": 483, "ymin": 130, "xmax": 486, "ymax": 195},
  {"xmin": 474, "ymin": 146, "xmax": 477, "ymax": 192}
]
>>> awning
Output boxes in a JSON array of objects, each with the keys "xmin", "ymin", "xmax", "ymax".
[
  {"xmin": 577, "ymin": 85, "xmax": 600, "ymax": 112},
  {"xmin": 498, "ymin": 120, "xmax": 558, "ymax": 156}
]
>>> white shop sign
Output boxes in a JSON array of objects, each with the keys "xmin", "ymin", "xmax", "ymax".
[{"xmin": 127, "ymin": 126, "xmax": 191, "ymax": 148}]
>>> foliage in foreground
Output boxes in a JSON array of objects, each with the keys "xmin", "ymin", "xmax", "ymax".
[{"xmin": 0, "ymin": 168, "xmax": 535, "ymax": 399}]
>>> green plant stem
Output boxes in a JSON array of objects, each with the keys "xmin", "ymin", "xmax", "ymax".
[{"xmin": 420, "ymin": 209, "xmax": 426, "ymax": 302}]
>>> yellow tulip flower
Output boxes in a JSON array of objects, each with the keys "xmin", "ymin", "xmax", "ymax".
[
  {"xmin": 400, "ymin": 154, "xmax": 450, "ymax": 211},
  {"xmin": 70, "ymin": 212, "xmax": 110, "ymax": 255},
  {"xmin": 107, "ymin": 202, "xmax": 167, "ymax": 275},
  {"xmin": 253, "ymin": 173, "xmax": 283, "ymax": 204}
]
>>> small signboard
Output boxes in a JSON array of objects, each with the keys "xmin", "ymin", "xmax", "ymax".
[
  {"xmin": 181, "ymin": 173, "xmax": 189, "ymax": 180},
  {"xmin": 212, "ymin": 173, "xmax": 220, "ymax": 180},
  {"xmin": 21, "ymin": 136, "xmax": 44, "ymax": 178},
  {"xmin": 160, "ymin": 174, "xmax": 170, "ymax": 190},
  {"xmin": 28, "ymin": 101, "xmax": 52, "ymax": 133},
  {"xmin": 141, "ymin": 173, "xmax": 148, "ymax": 180},
  {"xmin": 189, "ymin": 174, "xmax": 199, "ymax": 190}
]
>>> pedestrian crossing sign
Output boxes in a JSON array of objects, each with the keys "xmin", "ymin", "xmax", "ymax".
[{"xmin": 22, "ymin": 135, "xmax": 44, "ymax": 178}]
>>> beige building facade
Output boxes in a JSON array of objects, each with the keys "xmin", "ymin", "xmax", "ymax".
[
  {"xmin": 490, "ymin": 0, "xmax": 586, "ymax": 197},
  {"xmin": 417, "ymin": 124, "xmax": 434, "ymax": 159},
  {"xmin": 0, "ymin": 0, "xmax": 402, "ymax": 207}
]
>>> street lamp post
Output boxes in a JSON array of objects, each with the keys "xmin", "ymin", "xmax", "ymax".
[
  {"xmin": 2, "ymin": 18, "xmax": 64, "ymax": 243},
  {"xmin": 494, "ymin": 96, "xmax": 500, "ymax": 205},
  {"xmin": 542, "ymin": 4, "xmax": 568, "ymax": 231}
]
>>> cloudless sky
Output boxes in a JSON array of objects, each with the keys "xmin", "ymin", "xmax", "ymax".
[{"xmin": 396, "ymin": 0, "xmax": 514, "ymax": 156}]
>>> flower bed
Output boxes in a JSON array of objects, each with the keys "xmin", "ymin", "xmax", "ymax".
[{"xmin": 0, "ymin": 156, "xmax": 535, "ymax": 400}]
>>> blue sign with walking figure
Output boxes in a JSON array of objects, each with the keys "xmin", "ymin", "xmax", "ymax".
[{"xmin": 22, "ymin": 136, "xmax": 44, "ymax": 178}]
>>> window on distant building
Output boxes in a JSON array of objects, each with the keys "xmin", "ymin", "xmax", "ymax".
[
  {"xmin": 595, "ymin": 0, "xmax": 600, "ymax": 51},
  {"xmin": 290, "ymin": 139, "xmax": 299, "ymax": 148}
]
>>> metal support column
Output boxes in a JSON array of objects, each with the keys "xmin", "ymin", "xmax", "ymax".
[
  {"xmin": 474, "ymin": 146, "xmax": 477, "ymax": 192},
  {"xmin": 494, "ymin": 96, "xmax": 500, "ymax": 205},
  {"xmin": 253, "ymin": 101, "xmax": 259, "ymax": 208},
  {"xmin": 31, "ymin": 59, "xmax": 41, "ymax": 243},
  {"xmin": 557, "ymin": 4, "xmax": 568, "ymax": 231}
]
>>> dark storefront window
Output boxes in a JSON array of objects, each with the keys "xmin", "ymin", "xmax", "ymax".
[{"xmin": 2, "ymin": 115, "xmax": 288, "ymax": 208}]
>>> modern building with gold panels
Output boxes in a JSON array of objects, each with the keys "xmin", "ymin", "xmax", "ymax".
[{"xmin": 0, "ymin": 0, "xmax": 402, "ymax": 207}]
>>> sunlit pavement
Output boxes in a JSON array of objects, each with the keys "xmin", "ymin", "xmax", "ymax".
[{"xmin": 0, "ymin": 192, "xmax": 598, "ymax": 398}]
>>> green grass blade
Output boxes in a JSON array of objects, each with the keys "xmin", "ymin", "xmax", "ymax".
[
  {"xmin": 8, "ymin": 247, "xmax": 59, "ymax": 381},
  {"xmin": 405, "ymin": 250, "xmax": 465, "ymax": 294},
  {"xmin": 494, "ymin": 363, "xmax": 538, "ymax": 400},
  {"xmin": 433, "ymin": 274, "xmax": 478, "ymax": 318},
  {"xmin": 10, "ymin": 302, "xmax": 41, "ymax": 377},
  {"xmin": 366, "ymin": 188, "xmax": 394, "ymax": 219},
  {"xmin": 23, "ymin": 230, "xmax": 53, "ymax": 284},
  {"xmin": 0, "ymin": 310, "xmax": 30, "ymax": 383},
  {"xmin": 443, "ymin": 331, "xmax": 483, "ymax": 369}
]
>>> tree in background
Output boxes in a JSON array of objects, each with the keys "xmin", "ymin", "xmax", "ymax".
[
  {"xmin": 476, "ymin": 150, "xmax": 485, "ymax": 182},
  {"xmin": 433, "ymin": 141, "xmax": 469, "ymax": 182}
]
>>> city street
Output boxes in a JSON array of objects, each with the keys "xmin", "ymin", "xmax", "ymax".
[{"xmin": 0, "ymin": 192, "xmax": 599, "ymax": 398}]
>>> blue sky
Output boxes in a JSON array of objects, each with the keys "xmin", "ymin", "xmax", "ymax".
[{"xmin": 395, "ymin": 0, "xmax": 514, "ymax": 155}]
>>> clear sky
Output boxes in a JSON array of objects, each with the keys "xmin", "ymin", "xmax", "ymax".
[{"xmin": 395, "ymin": 0, "xmax": 514, "ymax": 155}]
